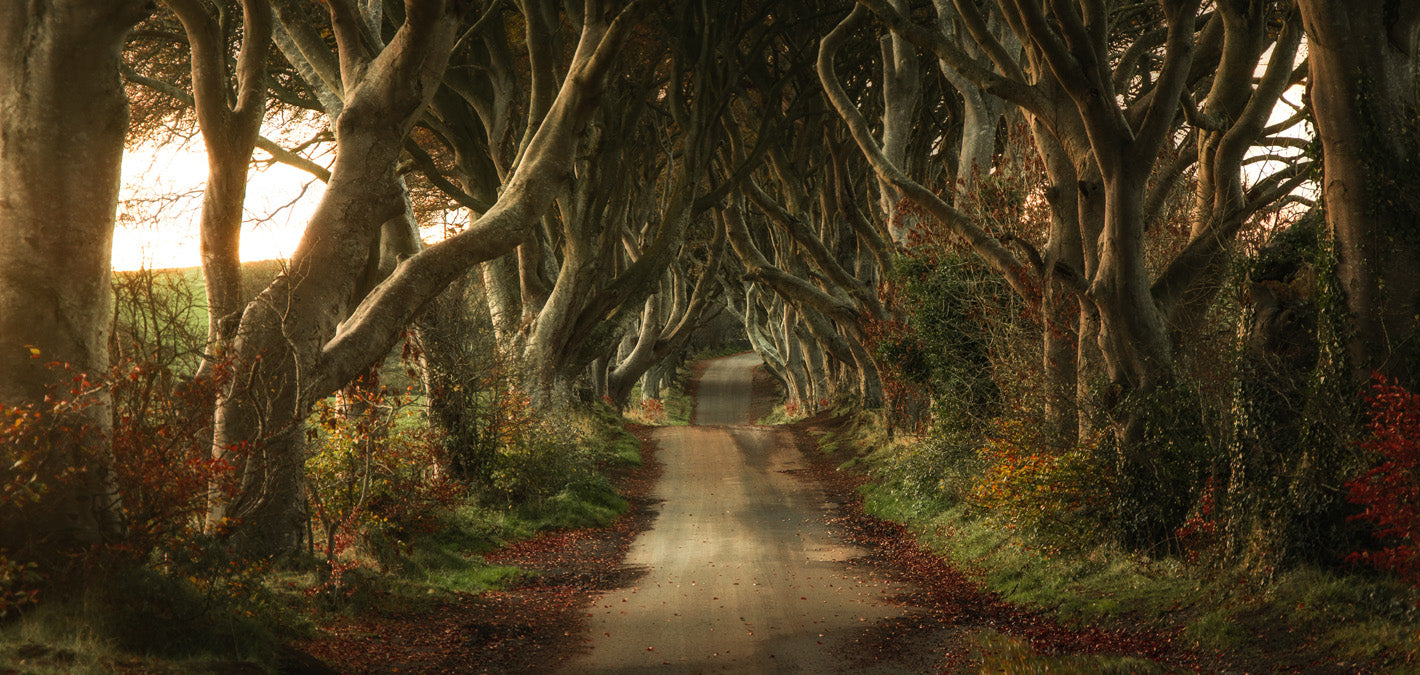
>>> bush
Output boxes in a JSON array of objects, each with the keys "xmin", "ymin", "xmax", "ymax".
[
  {"xmin": 867, "ymin": 424, "xmax": 979, "ymax": 510},
  {"xmin": 1346, "ymin": 375, "xmax": 1420, "ymax": 588},
  {"xmin": 305, "ymin": 385, "xmax": 463, "ymax": 594},
  {"xmin": 870, "ymin": 253, "xmax": 1013, "ymax": 434},
  {"xmin": 968, "ymin": 418, "xmax": 1113, "ymax": 545}
]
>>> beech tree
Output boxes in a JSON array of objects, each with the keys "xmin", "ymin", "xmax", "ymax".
[
  {"xmin": 165, "ymin": 0, "xmax": 272, "ymax": 373},
  {"xmin": 209, "ymin": 0, "xmax": 652, "ymax": 552},
  {"xmin": 830, "ymin": 0, "xmax": 1308, "ymax": 543},
  {"xmin": 0, "ymin": 1, "xmax": 153, "ymax": 562},
  {"xmin": 1297, "ymin": 0, "xmax": 1420, "ymax": 388}
]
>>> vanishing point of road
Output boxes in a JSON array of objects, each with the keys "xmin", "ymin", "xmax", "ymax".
[{"xmin": 563, "ymin": 353, "xmax": 916, "ymax": 673}]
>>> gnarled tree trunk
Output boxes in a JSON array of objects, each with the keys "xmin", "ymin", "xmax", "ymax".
[
  {"xmin": 1298, "ymin": 0, "xmax": 1420, "ymax": 388},
  {"xmin": 0, "ymin": 0, "xmax": 150, "ymax": 564}
]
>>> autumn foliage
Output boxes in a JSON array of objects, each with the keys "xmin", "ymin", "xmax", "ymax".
[
  {"xmin": 1346, "ymin": 375, "xmax": 1420, "ymax": 587},
  {"xmin": 968, "ymin": 419, "xmax": 1111, "ymax": 541}
]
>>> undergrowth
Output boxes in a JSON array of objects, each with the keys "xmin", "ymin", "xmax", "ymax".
[
  {"xmin": 624, "ymin": 361, "xmax": 694, "ymax": 426},
  {"xmin": 826, "ymin": 409, "xmax": 1420, "ymax": 671},
  {"xmin": 1, "ymin": 265, "xmax": 647, "ymax": 672}
]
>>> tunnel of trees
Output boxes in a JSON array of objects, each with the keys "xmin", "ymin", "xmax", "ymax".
[{"xmin": 1, "ymin": 0, "xmax": 1419, "ymax": 666}]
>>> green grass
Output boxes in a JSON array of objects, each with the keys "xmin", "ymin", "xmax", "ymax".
[
  {"xmin": 626, "ymin": 366, "xmax": 694, "ymax": 426},
  {"xmin": 587, "ymin": 401, "xmax": 645, "ymax": 466},
  {"xmin": 829, "ymin": 410, "xmax": 1420, "ymax": 670},
  {"xmin": 757, "ymin": 400, "xmax": 809, "ymax": 426},
  {"xmin": 521, "ymin": 484, "xmax": 629, "ymax": 531},
  {"xmin": 1, "ymin": 564, "xmax": 287, "ymax": 673},
  {"xmin": 400, "ymin": 506, "xmax": 529, "ymax": 596},
  {"xmin": 972, "ymin": 630, "xmax": 1166, "ymax": 673}
]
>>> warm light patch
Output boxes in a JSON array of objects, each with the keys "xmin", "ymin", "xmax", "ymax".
[{"xmin": 114, "ymin": 133, "xmax": 326, "ymax": 272}]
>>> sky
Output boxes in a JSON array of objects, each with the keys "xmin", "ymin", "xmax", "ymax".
[
  {"xmin": 113, "ymin": 135, "xmax": 325, "ymax": 271},
  {"xmin": 113, "ymin": 132, "xmax": 467, "ymax": 272},
  {"xmin": 111, "ymin": 50, "xmax": 1311, "ymax": 274}
]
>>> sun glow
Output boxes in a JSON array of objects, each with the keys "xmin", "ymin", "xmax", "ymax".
[{"xmin": 113, "ymin": 134, "xmax": 327, "ymax": 272}]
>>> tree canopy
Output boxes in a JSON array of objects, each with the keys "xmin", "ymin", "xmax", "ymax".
[{"xmin": 2, "ymin": 0, "xmax": 1418, "ymax": 623}]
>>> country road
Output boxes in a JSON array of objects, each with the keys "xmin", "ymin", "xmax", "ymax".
[
  {"xmin": 564, "ymin": 353, "xmax": 917, "ymax": 673},
  {"xmin": 299, "ymin": 353, "xmax": 1219, "ymax": 673}
]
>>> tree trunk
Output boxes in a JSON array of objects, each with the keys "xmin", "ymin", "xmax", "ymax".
[
  {"xmin": 482, "ymin": 253, "xmax": 525, "ymax": 352},
  {"xmin": 875, "ymin": 0, "xmax": 920, "ymax": 245},
  {"xmin": 609, "ymin": 295, "xmax": 661, "ymax": 407},
  {"xmin": 931, "ymin": 0, "xmax": 1014, "ymax": 191},
  {"xmin": 0, "ymin": 0, "xmax": 149, "ymax": 563},
  {"xmin": 166, "ymin": 0, "xmax": 271, "ymax": 376},
  {"xmin": 796, "ymin": 322, "xmax": 829, "ymax": 408},
  {"xmin": 1298, "ymin": 0, "xmax": 1420, "ymax": 387},
  {"xmin": 210, "ymin": 3, "xmax": 465, "ymax": 553}
]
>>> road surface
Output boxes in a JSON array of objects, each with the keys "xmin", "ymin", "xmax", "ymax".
[{"xmin": 564, "ymin": 353, "xmax": 914, "ymax": 673}]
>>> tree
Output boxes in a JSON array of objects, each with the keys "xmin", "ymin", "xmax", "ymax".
[
  {"xmin": 0, "ymin": 0, "xmax": 153, "ymax": 565},
  {"xmin": 1297, "ymin": 0, "xmax": 1420, "ymax": 388},
  {"xmin": 210, "ymin": 0, "xmax": 652, "ymax": 553},
  {"xmin": 163, "ymin": 0, "xmax": 273, "ymax": 376},
  {"xmin": 831, "ymin": 0, "xmax": 1308, "ymax": 544}
]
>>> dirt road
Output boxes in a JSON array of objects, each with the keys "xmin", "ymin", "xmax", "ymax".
[
  {"xmin": 564, "ymin": 353, "xmax": 917, "ymax": 673},
  {"xmin": 301, "ymin": 353, "xmax": 1219, "ymax": 673}
]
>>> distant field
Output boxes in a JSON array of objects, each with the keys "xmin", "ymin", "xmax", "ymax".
[
  {"xmin": 116, "ymin": 258, "xmax": 288, "ymax": 307},
  {"xmin": 112, "ymin": 259, "xmax": 417, "ymax": 391}
]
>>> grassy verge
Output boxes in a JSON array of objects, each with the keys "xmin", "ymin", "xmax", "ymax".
[
  {"xmin": 624, "ymin": 365, "xmax": 695, "ymax": 427},
  {"xmin": 1, "ymin": 400, "xmax": 644, "ymax": 673},
  {"xmin": 758, "ymin": 400, "xmax": 811, "ymax": 426},
  {"xmin": 821, "ymin": 409, "xmax": 1420, "ymax": 671}
]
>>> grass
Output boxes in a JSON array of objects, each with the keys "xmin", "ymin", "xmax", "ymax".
[
  {"xmin": 114, "ymin": 260, "xmax": 285, "ymax": 342},
  {"xmin": 972, "ymin": 630, "xmax": 1166, "ymax": 673},
  {"xmin": 624, "ymin": 366, "xmax": 694, "ymax": 426},
  {"xmin": 586, "ymin": 401, "xmax": 646, "ymax": 466},
  {"xmin": 827, "ymin": 409, "xmax": 1420, "ymax": 671},
  {"xmin": 1, "ymin": 564, "xmax": 287, "ymax": 673},
  {"xmin": 2, "ymin": 370, "xmax": 650, "ymax": 672},
  {"xmin": 757, "ymin": 400, "xmax": 811, "ymax": 426}
]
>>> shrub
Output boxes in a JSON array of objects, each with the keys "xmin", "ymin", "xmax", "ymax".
[
  {"xmin": 638, "ymin": 397, "xmax": 666, "ymax": 425},
  {"xmin": 968, "ymin": 418, "xmax": 1113, "ymax": 545},
  {"xmin": 867, "ymin": 424, "xmax": 980, "ymax": 510},
  {"xmin": 0, "ymin": 557, "xmax": 40, "ymax": 618},
  {"xmin": 305, "ymin": 386, "xmax": 462, "ymax": 593},
  {"xmin": 1346, "ymin": 375, "xmax": 1420, "ymax": 588},
  {"xmin": 107, "ymin": 268, "xmax": 231, "ymax": 561}
]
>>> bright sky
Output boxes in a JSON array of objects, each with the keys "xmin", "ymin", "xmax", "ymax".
[
  {"xmin": 113, "ymin": 132, "xmax": 467, "ymax": 272},
  {"xmin": 113, "ymin": 134, "xmax": 327, "ymax": 272}
]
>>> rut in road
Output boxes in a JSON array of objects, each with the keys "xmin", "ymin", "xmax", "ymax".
[{"xmin": 564, "ymin": 353, "xmax": 919, "ymax": 673}]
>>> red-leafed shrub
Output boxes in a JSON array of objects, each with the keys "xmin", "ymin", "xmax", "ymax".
[
  {"xmin": 639, "ymin": 397, "xmax": 666, "ymax": 424},
  {"xmin": 1174, "ymin": 475, "xmax": 1220, "ymax": 562},
  {"xmin": 1345, "ymin": 375, "xmax": 1420, "ymax": 586}
]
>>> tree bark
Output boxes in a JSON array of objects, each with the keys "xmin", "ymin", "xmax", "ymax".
[
  {"xmin": 1298, "ymin": 0, "xmax": 1420, "ymax": 387},
  {"xmin": 875, "ymin": 0, "xmax": 921, "ymax": 245},
  {"xmin": 211, "ymin": 0, "xmax": 467, "ymax": 551},
  {"xmin": 165, "ymin": 0, "xmax": 272, "ymax": 377},
  {"xmin": 0, "ymin": 0, "xmax": 150, "ymax": 561}
]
